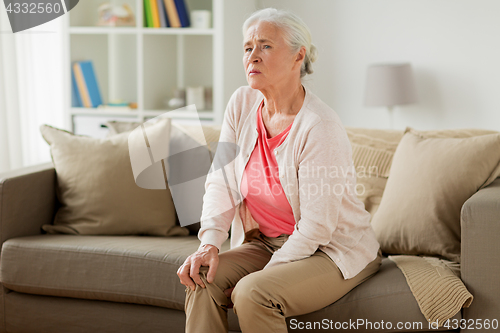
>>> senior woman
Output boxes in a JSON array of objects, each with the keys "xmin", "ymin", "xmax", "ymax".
[{"xmin": 177, "ymin": 7, "xmax": 382, "ymax": 333}]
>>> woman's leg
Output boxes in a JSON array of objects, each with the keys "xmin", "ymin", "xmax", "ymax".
[
  {"xmin": 184, "ymin": 236, "xmax": 273, "ymax": 333},
  {"xmin": 231, "ymin": 249, "xmax": 382, "ymax": 333}
]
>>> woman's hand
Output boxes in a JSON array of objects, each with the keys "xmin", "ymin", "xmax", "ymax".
[{"xmin": 177, "ymin": 244, "xmax": 219, "ymax": 291}]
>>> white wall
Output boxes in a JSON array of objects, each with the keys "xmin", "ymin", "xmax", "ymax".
[
  {"xmin": 239, "ymin": 0, "xmax": 500, "ymax": 131},
  {"xmin": 223, "ymin": 0, "xmax": 261, "ymax": 108}
]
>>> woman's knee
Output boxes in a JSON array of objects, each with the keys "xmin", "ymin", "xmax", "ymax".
[
  {"xmin": 231, "ymin": 273, "xmax": 254, "ymax": 305},
  {"xmin": 231, "ymin": 271, "xmax": 283, "ymax": 314},
  {"xmin": 185, "ymin": 266, "xmax": 232, "ymax": 309},
  {"xmin": 197, "ymin": 266, "xmax": 226, "ymax": 290}
]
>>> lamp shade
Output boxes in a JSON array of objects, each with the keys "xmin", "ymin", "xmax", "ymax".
[{"xmin": 364, "ymin": 63, "xmax": 417, "ymax": 107}]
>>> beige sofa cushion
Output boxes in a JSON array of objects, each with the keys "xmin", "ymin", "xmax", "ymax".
[
  {"xmin": 40, "ymin": 120, "xmax": 188, "ymax": 236},
  {"xmin": 0, "ymin": 235, "xmax": 457, "ymax": 332},
  {"xmin": 0, "ymin": 235, "xmax": 230, "ymax": 310},
  {"xmin": 371, "ymin": 127, "xmax": 500, "ymax": 262},
  {"xmin": 344, "ymin": 126, "xmax": 500, "ymax": 220},
  {"xmin": 105, "ymin": 120, "xmax": 222, "ymax": 234},
  {"xmin": 105, "ymin": 120, "xmax": 142, "ymax": 136},
  {"xmin": 345, "ymin": 127, "xmax": 404, "ymax": 218}
]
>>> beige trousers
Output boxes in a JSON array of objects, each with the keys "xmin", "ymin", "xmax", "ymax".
[{"xmin": 184, "ymin": 230, "xmax": 382, "ymax": 333}]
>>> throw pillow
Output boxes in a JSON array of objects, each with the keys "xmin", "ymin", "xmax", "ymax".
[
  {"xmin": 409, "ymin": 128, "xmax": 500, "ymax": 187},
  {"xmin": 105, "ymin": 120, "xmax": 142, "ymax": 136},
  {"xmin": 40, "ymin": 118, "xmax": 189, "ymax": 236},
  {"xmin": 345, "ymin": 127, "xmax": 404, "ymax": 218},
  {"xmin": 370, "ymin": 127, "xmax": 500, "ymax": 262},
  {"xmin": 105, "ymin": 120, "xmax": 222, "ymax": 235}
]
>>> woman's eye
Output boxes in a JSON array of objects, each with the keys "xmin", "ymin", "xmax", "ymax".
[
  {"xmin": 263, "ymin": 45, "xmax": 270, "ymax": 49},
  {"xmin": 245, "ymin": 48, "xmax": 252, "ymax": 52}
]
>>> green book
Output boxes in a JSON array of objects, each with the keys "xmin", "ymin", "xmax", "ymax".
[{"xmin": 144, "ymin": 0, "xmax": 153, "ymax": 27}]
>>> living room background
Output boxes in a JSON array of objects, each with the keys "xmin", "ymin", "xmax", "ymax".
[
  {"xmin": 254, "ymin": 0, "xmax": 500, "ymax": 130},
  {"xmin": 1, "ymin": 0, "xmax": 500, "ymax": 173}
]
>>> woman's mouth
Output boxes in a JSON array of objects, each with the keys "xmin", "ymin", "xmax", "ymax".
[{"xmin": 249, "ymin": 70, "xmax": 261, "ymax": 75}]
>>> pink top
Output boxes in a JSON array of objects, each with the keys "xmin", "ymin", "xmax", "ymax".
[
  {"xmin": 198, "ymin": 85, "xmax": 380, "ymax": 280},
  {"xmin": 240, "ymin": 101, "xmax": 296, "ymax": 237}
]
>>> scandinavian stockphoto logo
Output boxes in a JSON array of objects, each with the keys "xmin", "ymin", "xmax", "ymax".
[
  {"xmin": 127, "ymin": 106, "xmax": 241, "ymax": 227},
  {"xmin": 3, "ymin": 0, "xmax": 79, "ymax": 33},
  {"xmin": 127, "ymin": 107, "xmax": 364, "ymax": 227}
]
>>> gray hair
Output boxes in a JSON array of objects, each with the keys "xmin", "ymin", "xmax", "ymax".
[{"xmin": 242, "ymin": 8, "xmax": 318, "ymax": 78}]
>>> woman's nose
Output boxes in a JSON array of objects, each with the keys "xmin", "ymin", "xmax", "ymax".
[{"xmin": 249, "ymin": 49, "xmax": 261, "ymax": 62}]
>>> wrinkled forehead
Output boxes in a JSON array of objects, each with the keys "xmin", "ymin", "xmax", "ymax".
[{"xmin": 243, "ymin": 21, "xmax": 284, "ymax": 46}]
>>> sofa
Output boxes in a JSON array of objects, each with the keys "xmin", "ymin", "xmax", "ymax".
[{"xmin": 0, "ymin": 123, "xmax": 499, "ymax": 333}]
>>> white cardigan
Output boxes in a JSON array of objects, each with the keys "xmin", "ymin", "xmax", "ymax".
[{"xmin": 198, "ymin": 85, "xmax": 380, "ymax": 280}]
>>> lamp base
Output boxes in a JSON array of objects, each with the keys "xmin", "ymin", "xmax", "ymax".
[{"xmin": 387, "ymin": 106, "xmax": 394, "ymax": 129}]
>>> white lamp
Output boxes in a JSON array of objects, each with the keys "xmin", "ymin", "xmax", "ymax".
[{"xmin": 364, "ymin": 62, "xmax": 417, "ymax": 129}]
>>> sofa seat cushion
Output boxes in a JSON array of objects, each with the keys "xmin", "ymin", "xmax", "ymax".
[
  {"xmin": 1, "ymin": 235, "xmax": 461, "ymax": 331},
  {"xmin": 0, "ymin": 235, "xmax": 230, "ymax": 310},
  {"xmin": 286, "ymin": 258, "xmax": 460, "ymax": 332}
]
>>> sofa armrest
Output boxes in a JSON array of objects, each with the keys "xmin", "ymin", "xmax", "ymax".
[
  {"xmin": 0, "ymin": 162, "xmax": 56, "ymax": 247},
  {"xmin": 461, "ymin": 177, "xmax": 500, "ymax": 331}
]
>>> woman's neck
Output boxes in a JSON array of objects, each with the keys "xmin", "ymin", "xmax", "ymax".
[{"xmin": 261, "ymin": 82, "xmax": 306, "ymax": 118}]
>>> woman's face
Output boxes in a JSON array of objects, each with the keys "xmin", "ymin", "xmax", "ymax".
[{"xmin": 243, "ymin": 21, "xmax": 304, "ymax": 91}]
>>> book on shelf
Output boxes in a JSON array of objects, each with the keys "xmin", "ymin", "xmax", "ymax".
[
  {"xmin": 143, "ymin": 0, "xmax": 190, "ymax": 28},
  {"xmin": 72, "ymin": 60, "xmax": 103, "ymax": 108},
  {"xmin": 72, "ymin": 62, "xmax": 91, "ymax": 107},
  {"xmin": 80, "ymin": 61, "xmax": 103, "ymax": 107},
  {"xmin": 149, "ymin": 0, "xmax": 161, "ymax": 28},
  {"xmin": 144, "ymin": 0, "xmax": 153, "ymax": 27},
  {"xmin": 173, "ymin": 0, "xmax": 190, "ymax": 27},
  {"xmin": 163, "ymin": 0, "xmax": 181, "ymax": 28},
  {"xmin": 156, "ymin": 0, "xmax": 168, "ymax": 27},
  {"xmin": 71, "ymin": 69, "xmax": 82, "ymax": 107}
]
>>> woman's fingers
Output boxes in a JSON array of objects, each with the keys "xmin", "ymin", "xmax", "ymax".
[
  {"xmin": 177, "ymin": 247, "xmax": 220, "ymax": 291},
  {"xmin": 206, "ymin": 257, "xmax": 219, "ymax": 284},
  {"xmin": 189, "ymin": 262, "xmax": 206, "ymax": 289},
  {"xmin": 177, "ymin": 263, "xmax": 196, "ymax": 290}
]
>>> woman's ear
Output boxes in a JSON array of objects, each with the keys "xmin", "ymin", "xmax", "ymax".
[
  {"xmin": 296, "ymin": 46, "xmax": 306, "ymax": 61},
  {"xmin": 295, "ymin": 46, "xmax": 306, "ymax": 67}
]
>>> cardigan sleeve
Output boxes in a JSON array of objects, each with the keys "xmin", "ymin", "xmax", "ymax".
[
  {"xmin": 264, "ymin": 120, "xmax": 353, "ymax": 269},
  {"xmin": 197, "ymin": 89, "xmax": 243, "ymax": 252}
]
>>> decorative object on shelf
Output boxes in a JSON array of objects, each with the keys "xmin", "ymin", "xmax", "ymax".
[
  {"xmin": 97, "ymin": 100, "xmax": 138, "ymax": 111},
  {"xmin": 108, "ymin": 100, "xmax": 130, "ymax": 107},
  {"xmin": 186, "ymin": 86, "xmax": 205, "ymax": 110},
  {"xmin": 364, "ymin": 62, "xmax": 417, "ymax": 129},
  {"xmin": 166, "ymin": 88, "xmax": 186, "ymax": 109},
  {"xmin": 145, "ymin": 0, "xmax": 190, "ymax": 28},
  {"xmin": 96, "ymin": 3, "xmax": 135, "ymax": 27},
  {"xmin": 72, "ymin": 60, "xmax": 103, "ymax": 108},
  {"xmin": 191, "ymin": 10, "xmax": 211, "ymax": 29}
]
